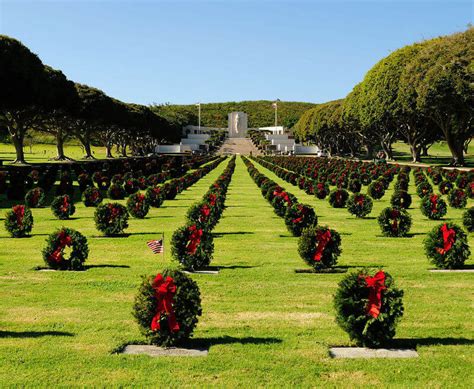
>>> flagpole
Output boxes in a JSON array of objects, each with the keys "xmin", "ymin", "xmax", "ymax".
[{"xmin": 198, "ymin": 103, "xmax": 201, "ymax": 133}]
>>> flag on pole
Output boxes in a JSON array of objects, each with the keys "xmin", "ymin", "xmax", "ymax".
[{"xmin": 147, "ymin": 239, "xmax": 163, "ymax": 254}]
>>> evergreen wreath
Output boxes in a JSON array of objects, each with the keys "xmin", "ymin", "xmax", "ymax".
[
  {"xmin": 314, "ymin": 182, "xmax": 330, "ymax": 199},
  {"xmin": 468, "ymin": 182, "xmax": 474, "ymax": 199},
  {"xmin": 424, "ymin": 222, "xmax": 471, "ymax": 269},
  {"xmin": 145, "ymin": 186, "xmax": 164, "ymax": 208},
  {"xmin": 367, "ymin": 180, "xmax": 386, "ymax": 200},
  {"xmin": 107, "ymin": 184, "xmax": 126, "ymax": 200},
  {"xmin": 390, "ymin": 190, "xmax": 412, "ymax": 209},
  {"xmin": 94, "ymin": 203, "xmax": 129, "ymax": 236},
  {"xmin": 298, "ymin": 225, "xmax": 342, "ymax": 270},
  {"xmin": 334, "ymin": 269, "xmax": 404, "ymax": 348},
  {"xmin": 420, "ymin": 193, "xmax": 447, "ymax": 220},
  {"xmin": 439, "ymin": 180, "xmax": 453, "ymax": 195},
  {"xmin": 447, "ymin": 188, "xmax": 467, "ymax": 209},
  {"xmin": 171, "ymin": 224, "xmax": 214, "ymax": 270},
  {"xmin": 462, "ymin": 207, "xmax": 474, "ymax": 233},
  {"xmin": 124, "ymin": 178, "xmax": 139, "ymax": 195},
  {"xmin": 377, "ymin": 207, "xmax": 412, "ymax": 237},
  {"xmin": 42, "ymin": 227, "xmax": 89, "ymax": 270},
  {"xmin": 348, "ymin": 179, "xmax": 362, "ymax": 193},
  {"xmin": 51, "ymin": 194, "xmax": 75, "ymax": 220},
  {"xmin": 284, "ymin": 203, "xmax": 317, "ymax": 237},
  {"xmin": 82, "ymin": 186, "xmax": 103, "ymax": 207},
  {"xmin": 25, "ymin": 187, "xmax": 46, "ymax": 208},
  {"xmin": 97, "ymin": 175, "xmax": 111, "ymax": 191},
  {"xmin": 4, "ymin": 205, "xmax": 33, "ymax": 238},
  {"xmin": 328, "ymin": 189, "xmax": 349, "ymax": 208},
  {"xmin": 271, "ymin": 190, "xmax": 296, "ymax": 217},
  {"xmin": 77, "ymin": 173, "xmax": 93, "ymax": 192},
  {"xmin": 127, "ymin": 193, "xmax": 150, "ymax": 219},
  {"xmin": 162, "ymin": 181, "xmax": 179, "ymax": 200},
  {"xmin": 186, "ymin": 202, "xmax": 214, "ymax": 231},
  {"xmin": 132, "ymin": 269, "xmax": 202, "ymax": 347},
  {"xmin": 347, "ymin": 193, "xmax": 373, "ymax": 218},
  {"xmin": 416, "ymin": 182, "xmax": 433, "ymax": 198}
]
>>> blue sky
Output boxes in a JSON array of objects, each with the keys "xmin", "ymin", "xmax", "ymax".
[{"xmin": 0, "ymin": 1, "xmax": 471, "ymax": 105}]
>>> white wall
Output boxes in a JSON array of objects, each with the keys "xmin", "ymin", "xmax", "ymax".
[{"xmin": 294, "ymin": 145, "xmax": 320, "ymax": 154}]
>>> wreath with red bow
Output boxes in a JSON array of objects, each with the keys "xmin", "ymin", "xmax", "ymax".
[
  {"xmin": 127, "ymin": 193, "xmax": 150, "ymax": 219},
  {"xmin": 347, "ymin": 193, "xmax": 373, "ymax": 218},
  {"xmin": 51, "ymin": 194, "xmax": 76, "ymax": 220},
  {"xmin": 272, "ymin": 190, "xmax": 296, "ymax": 217},
  {"xmin": 334, "ymin": 269, "xmax": 404, "ymax": 347},
  {"xmin": 42, "ymin": 227, "xmax": 89, "ymax": 270},
  {"xmin": 390, "ymin": 190, "xmax": 412, "ymax": 209},
  {"xmin": 463, "ymin": 207, "xmax": 474, "ymax": 233},
  {"xmin": 25, "ymin": 187, "xmax": 46, "ymax": 208},
  {"xmin": 284, "ymin": 203, "xmax": 317, "ymax": 237},
  {"xmin": 416, "ymin": 182, "xmax": 433, "ymax": 198},
  {"xmin": 448, "ymin": 188, "xmax": 467, "ymax": 209},
  {"xmin": 82, "ymin": 186, "xmax": 103, "ymax": 207},
  {"xmin": 171, "ymin": 224, "xmax": 214, "ymax": 270},
  {"xmin": 424, "ymin": 222, "xmax": 470, "ymax": 269},
  {"xmin": 314, "ymin": 182, "xmax": 330, "ymax": 199},
  {"xmin": 107, "ymin": 184, "xmax": 126, "ymax": 200},
  {"xmin": 94, "ymin": 203, "xmax": 129, "ymax": 236},
  {"xmin": 132, "ymin": 269, "xmax": 202, "ymax": 347},
  {"xmin": 328, "ymin": 189, "xmax": 349, "ymax": 208},
  {"xmin": 145, "ymin": 186, "xmax": 164, "ymax": 208},
  {"xmin": 4, "ymin": 205, "xmax": 34, "ymax": 238},
  {"xmin": 420, "ymin": 193, "xmax": 447, "ymax": 220},
  {"xmin": 298, "ymin": 225, "xmax": 342, "ymax": 270},
  {"xmin": 377, "ymin": 207, "xmax": 412, "ymax": 237},
  {"xmin": 186, "ymin": 201, "xmax": 215, "ymax": 231},
  {"xmin": 367, "ymin": 180, "xmax": 386, "ymax": 200},
  {"xmin": 348, "ymin": 179, "xmax": 362, "ymax": 193},
  {"xmin": 438, "ymin": 180, "xmax": 453, "ymax": 195}
]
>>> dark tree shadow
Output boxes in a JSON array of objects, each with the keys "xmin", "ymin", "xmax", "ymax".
[
  {"xmin": 392, "ymin": 337, "xmax": 474, "ymax": 348},
  {"xmin": 188, "ymin": 336, "xmax": 282, "ymax": 348},
  {"xmin": 0, "ymin": 330, "xmax": 74, "ymax": 338},
  {"xmin": 207, "ymin": 265, "xmax": 256, "ymax": 270},
  {"xmin": 212, "ymin": 232, "xmax": 254, "ymax": 237},
  {"xmin": 91, "ymin": 233, "xmax": 131, "ymax": 238},
  {"xmin": 84, "ymin": 264, "xmax": 130, "ymax": 269},
  {"xmin": 295, "ymin": 268, "xmax": 348, "ymax": 274},
  {"xmin": 405, "ymin": 233, "xmax": 426, "ymax": 237}
]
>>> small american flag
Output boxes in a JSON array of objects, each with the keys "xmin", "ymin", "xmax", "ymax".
[{"xmin": 147, "ymin": 239, "xmax": 163, "ymax": 254}]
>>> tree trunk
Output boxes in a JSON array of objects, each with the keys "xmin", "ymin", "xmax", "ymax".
[
  {"xmin": 11, "ymin": 132, "xmax": 27, "ymax": 164},
  {"xmin": 121, "ymin": 144, "xmax": 127, "ymax": 157},
  {"xmin": 54, "ymin": 130, "xmax": 70, "ymax": 161},
  {"xmin": 409, "ymin": 144, "xmax": 421, "ymax": 162},
  {"xmin": 446, "ymin": 134, "xmax": 465, "ymax": 166},
  {"xmin": 365, "ymin": 143, "xmax": 374, "ymax": 159},
  {"xmin": 421, "ymin": 145, "xmax": 429, "ymax": 156},
  {"xmin": 83, "ymin": 141, "xmax": 94, "ymax": 159},
  {"xmin": 106, "ymin": 143, "xmax": 113, "ymax": 158}
]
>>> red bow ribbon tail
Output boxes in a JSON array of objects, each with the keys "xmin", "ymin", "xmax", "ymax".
[
  {"xmin": 364, "ymin": 271, "xmax": 386, "ymax": 318},
  {"xmin": 312, "ymin": 230, "xmax": 331, "ymax": 262},
  {"xmin": 186, "ymin": 225, "xmax": 203, "ymax": 255},
  {"xmin": 436, "ymin": 224, "xmax": 456, "ymax": 255},
  {"xmin": 150, "ymin": 274, "xmax": 180, "ymax": 333},
  {"xmin": 12, "ymin": 205, "xmax": 25, "ymax": 227}
]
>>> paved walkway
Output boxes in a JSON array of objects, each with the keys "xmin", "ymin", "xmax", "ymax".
[{"xmin": 218, "ymin": 138, "xmax": 261, "ymax": 155}]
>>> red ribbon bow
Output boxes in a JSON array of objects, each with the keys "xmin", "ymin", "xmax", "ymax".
[
  {"xmin": 208, "ymin": 194, "xmax": 217, "ymax": 206},
  {"xmin": 48, "ymin": 231, "xmax": 72, "ymax": 263},
  {"xmin": 355, "ymin": 195, "xmax": 365, "ymax": 206},
  {"xmin": 436, "ymin": 224, "xmax": 456, "ymax": 255},
  {"xmin": 364, "ymin": 271, "xmax": 386, "ymax": 318},
  {"xmin": 200, "ymin": 204, "xmax": 211, "ymax": 221},
  {"xmin": 292, "ymin": 205, "xmax": 307, "ymax": 224},
  {"xmin": 186, "ymin": 225, "xmax": 203, "ymax": 254},
  {"xmin": 390, "ymin": 209, "xmax": 400, "ymax": 231},
  {"xmin": 109, "ymin": 204, "xmax": 121, "ymax": 219},
  {"xmin": 150, "ymin": 274, "xmax": 180, "ymax": 333},
  {"xmin": 430, "ymin": 194, "xmax": 438, "ymax": 214},
  {"xmin": 12, "ymin": 205, "xmax": 25, "ymax": 227},
  {"xmin": 61, "ymin": 196, "xmax": 69, "ymax": 213},
  {"xmin": 312, "ymin": 229, "xmax": 331, "ymax": 261}
]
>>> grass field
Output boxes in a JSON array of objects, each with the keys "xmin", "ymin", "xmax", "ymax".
[{"xmin": 0, "ymin": 156, "xmax": 473, "ymax": 387}]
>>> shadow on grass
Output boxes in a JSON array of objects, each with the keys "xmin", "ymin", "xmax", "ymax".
[
  {"xmin": 84, "ymin": 264, "xmax": 130, "ymax": 269},
  {"xmin": 188, "ymin": 336, "xmax": 282, "ymax": 348},
  {"xmin": 0, "ymin": 330, "xmax": 74, "ymax": 338},
  {"xmin": 392, "ymin": 337, "xmax": 474, "ymax": 348},
  {"xmin": 212, "ymin": 231, "xmax": 254, "ymax": 237},
  {"xmin": 208, "ymin": 265, "xmax": 256, "ymax": 270}
]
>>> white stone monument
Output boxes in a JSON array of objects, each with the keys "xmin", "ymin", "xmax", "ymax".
[{"xmin": 228, "ymin": 111, "xmax": 248, "ymax": 138}]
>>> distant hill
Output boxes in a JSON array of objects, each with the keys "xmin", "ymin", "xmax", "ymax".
[{"xmin": 150, "ymin": 100, "xmax": 315, "ymax": 130}]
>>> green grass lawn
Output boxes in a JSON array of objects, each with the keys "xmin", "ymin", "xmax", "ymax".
[{"xmin": 0, "ymin": 156, "xmax": 473, "ymax": 387}]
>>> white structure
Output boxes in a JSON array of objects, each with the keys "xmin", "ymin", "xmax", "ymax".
[
  {"xmin": 258, "ymin": 126, "xmax": 285, "ymax": 135},
  {"xmin": 228, "ymin": 112, "xmax": 248, "ymax": 138},
  {"xmin": 294, "ymin": 145, "xmax": 322, "ymax": 155}
]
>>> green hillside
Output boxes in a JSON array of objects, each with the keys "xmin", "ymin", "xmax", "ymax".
[{"xmin": 151, "ymin": 101, "xmax": 316, "ymax": 129}]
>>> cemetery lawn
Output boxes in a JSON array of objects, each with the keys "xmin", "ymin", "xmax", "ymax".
[{"xmin": 0, "ymin": 156, "xmax": 473, "ymax": 387}]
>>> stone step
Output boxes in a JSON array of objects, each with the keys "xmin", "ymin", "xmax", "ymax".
[{"xmin": 217, "ymin": 138, "xmax": 261, "ymax": 155}]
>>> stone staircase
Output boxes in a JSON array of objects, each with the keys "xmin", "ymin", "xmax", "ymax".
[{"xmin": 218, "ymin": 137, "xmax": 261, "ymax": 155}]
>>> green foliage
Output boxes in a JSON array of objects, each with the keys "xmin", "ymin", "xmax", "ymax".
[
  {"xmin": 377, "ymin": 207, "xmax": 412, "ymax": 237},
  {"xmin": 25, "ymin": 187, "xmax": 46, "ymax": 208},
  {"xmin": 284, "ymin": 203, "xmax": 317, "ymax": 237},
  {"xmin": 347, "ymin": 193, "xmax": 373, "ymax": 218},
  {"xmin": 42, "ymin": 227, "xmax": 89, "ymax": 270},
  {"xmin": 94, "ymin": 203, "xmax": 129, "ymax": 236},
  {"xmin": 50, "ymin": 194, "xmax": 75, "ymax": 220},
  {"xmin": 4, "ymin": 205, "xmax": 33, "ymax": 238},
  {"xmin": 420, "ymin": 194, "xmax": 448, "ymax": 220},
  {"xmin": 82, "ymin": 186, "xmax": 103, "ymax": 207},
  {"xmin": 132, "ymin": 269, "xmax": 202, "ymax": 347},
  {"xmin": 448, "ymin": 188, "xmax": 467, "ymax": 209},
  {"xmin": 390, "ymin": 190, "xmax": 412, "ymax": 209},
  {"xmin": 126, "ymin": 193, "xmax": 150, "ymax": 219},
  {"xmin": 298, "ymin": 225, "xmax": 342, "ymax": 270},
  {"xmin": 424, "ymin": 222, "xmax": 471, "ymax": 269},
  {"xmin": 328, "ymin": 189, "xmax": 349, "ymax": 208},
  {"xmin": 171, "ymin": 225, "xmax": 214, "ymax": 270},
  {"xmin": 334, "ymin": 270, "xmax": 404, "ymax": 348},
  {"xmin": 367, "ymin": 180, "xmax": 386, "ymax": 200},
  {"xmin": 462, "ymin": 207, "xmax": 474, "ymax": 232},
  {"xmin": 107, "ymin": 184, "xmax": 126, "ymax": 200},
  {"xmin": 145, "ymin": 186, "xmax": 164, "ymax": 208}
]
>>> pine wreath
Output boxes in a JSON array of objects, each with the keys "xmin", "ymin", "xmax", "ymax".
[
  {"xmin": 171, "ymin": 224, "xmax": 214, "ymax": 270},
  {"xmin": 124, "ymin": 178, "xmax": 139, "ymax": 195},
  {"xmin": 462, "ymin": 207, "xmax": 474, "ymax": 233},
  {"xmin": 348, "ymin": 179, "xmax": 362, "ymax": 193},
  {"xmin": 82, "ymin": 186, "xmax": 103, "ymax": 207},
  {"xmin": 448, "ymin": 188, "xmax": 467, "ymax": 209},
  {"xmin": 390, "ymin": 190, "xmax": 412, "ymax": 209},
  {"xmin": 328, "ymin": 189, "xmax": 349, "ymax": 208},
  {"xmin": 347, "ymin": 193, "xmax": 373, "ymax": 218},
  {"xmin": 4, "ymin": 205, "xmax": 33, "ymax": 238},
  {"xmin": 107, "ymin": 184, "xmax": 126, "ymax": 200},
  {"xmin": 367, "ymin": 180, "xmax": 386, "ymax": 200},
  {"xmin": 77, "ymin": 173, "xmax": 93, "ymax": 192},
  {"xmin": 284, "ymin": 203, "xmax": 317, "ymax": 237},
  {"xmin": 416, "ymin": 182, "xmax": 433, "ymax": 198},
  {"xmin": 162, "ymin": 181, "xmax": 179, "ymax": 200},
  {"xmin": 25, "ymin": 187, "xmax": 46, "ymax": 208},
  {"xmin": 42, "ymin": 227, "xmax": 89, "ymax": 270},
  {"xmin": 51, "ymin": 195, "xmax": 75, "ymax": 220},
  {"xmin": 186, "ymin": 202, "xmax": 215, "ymax": 231},
  {"xmin": 298, "ymin": 225, "xmax": 342, "ymax": 270},
  {"xmin": 468, "ymin": 182, "xmax": 474, "ymax": 199},
  {"xmin": 127, "ymin": 193, "xmax": 150, "ymax": 219},
  {"xmin": 145, "ymin": 186, "xmax": 164, "ymax": 208},
  {"xmin": 94, "ymin": 203, "xmax": 129, "ymax": 236},
  {"xmin": 420, "ymin": 193, "xmax": 447, "ymax": 220},
  {"xmin": 97, "ymin": 175, "xmax": 111, "ymax": 191},
  {"xmin": 132, "ymin": 269, "xmax": 202, "ymax": 347},
  {"xmin": 424, "ymin": 222, "xmax": 471, "ymax": 269},
  {"xmin": 314, "ymin": 182, "xmax": 330, "ymax": 199},
  {"xmin": 377, "ymin": 207, "xmax": 412, "ymax": 237},
  {"xmin": 439, "ymin": 180, "xmax": 453, "ymax": 195},
  {"xmin": 334, "ymin": 269, "xmax": 404, "ymax": 348},
  {"xmin": 271, "ymin": 190, "xmax": 296, "ymax": 217}
]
